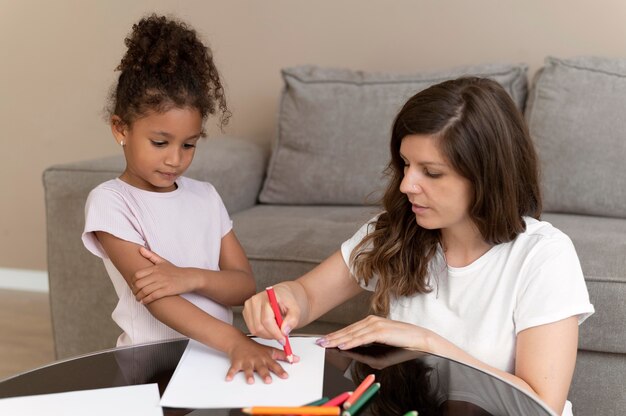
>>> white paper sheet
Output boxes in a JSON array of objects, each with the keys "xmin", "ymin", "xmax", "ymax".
[
  {"xmin": 160, "ymin": 337, "xmax": 326, "ymax": 409},
  {"xmin": 0, "ymin": 383, "xmax": 162, "ymax": 415}
]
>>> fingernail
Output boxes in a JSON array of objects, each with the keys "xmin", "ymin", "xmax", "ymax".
[
  {"xmin": 265, "ymin": 376, "xmax": 272, "ymax": 384},
  {"xmin": 283, "ymin": 325, "xmax": 291, "ymax": 335},
  {"xmin": 278, "ymin": 338, "xmax": 285, "ymax": 346},
  {"xmin": 338, "ymin": 343, "xmax": 346, "ymax": 350},
  {"xmin": 316, "ymin": 338, "xmax": 329, "ymax": 347}
]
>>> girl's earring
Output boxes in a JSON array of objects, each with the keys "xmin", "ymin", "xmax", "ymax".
[{"xmin": 120, "ymin": 140, "xmax": 125, "ymax": 147}]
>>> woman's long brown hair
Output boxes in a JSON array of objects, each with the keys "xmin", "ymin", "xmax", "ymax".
[{"xmin": 352, "ymin": 77, "xmax": 542, "ymax": 316}]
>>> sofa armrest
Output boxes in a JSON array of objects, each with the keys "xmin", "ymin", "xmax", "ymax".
[
  {"xmin": 46, "ymin": 137, "xmax": 267, "ymax": 214},
  {"xmin": 42, "ymin": 136, "xmax": 267, "ymax": 358}
]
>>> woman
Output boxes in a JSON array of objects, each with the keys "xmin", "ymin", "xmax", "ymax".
[{"xmin": 243, "ymin": 77, "xmax": 594, "ymax": 414}]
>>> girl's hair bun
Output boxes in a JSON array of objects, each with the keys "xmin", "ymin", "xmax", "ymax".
[{"xmin": 119, "ymin": 15, "xmax": 201, "ymax": 75}]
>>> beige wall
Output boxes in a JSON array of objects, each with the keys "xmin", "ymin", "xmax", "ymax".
[{"xmin": 2, "ymin": 0, "xmax": 626, "ymax": 271}]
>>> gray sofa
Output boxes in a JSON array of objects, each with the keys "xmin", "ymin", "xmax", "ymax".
[{"xmin": 43, "ymin": 57, "xmax": 626, "ymax": 415}]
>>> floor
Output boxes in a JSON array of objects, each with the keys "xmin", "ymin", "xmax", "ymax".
[{"xmin": 0, "ymin": 289, "xmax": 55, "ymax": 380}]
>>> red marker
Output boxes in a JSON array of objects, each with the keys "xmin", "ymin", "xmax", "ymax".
[
  {"xmin": 344, "ymin": 374, "xmax": 376, "ymax": 409},
  {"xmin": 323, "ymin": 391, "xmax": 352, "ymax": 407},
  {"xmin": 265, "ymin": 286, "xmax": 294, "ymax": 363}
]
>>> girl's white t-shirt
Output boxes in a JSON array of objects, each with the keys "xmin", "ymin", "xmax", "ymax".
[
  {"xmin": 341, "ymin": 216, "xmax": 593, "ymax": 416},
  {"xmin": 82, "ymin": 177, "xmax": 233, "ymax": 347}
]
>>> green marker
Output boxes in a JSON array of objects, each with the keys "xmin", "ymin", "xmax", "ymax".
[
  {"xmin": 341, "ymin": 382, "xmax": 381, "ymax": 416},
  {"xmin": 304, "ymin": 397, "xmax": 330, "ymax": 406},
  {"xmin": 402, "ymin": 411, "xmax": 418, "ymax": 416}
]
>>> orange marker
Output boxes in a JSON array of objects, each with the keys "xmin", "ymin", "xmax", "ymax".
[
  {"xmin": 265, "ymin": 286, "xmax": 294, "ymax": 363},
  {"xmin": 242, "ymin": 406, "xmax": 340, "ymax": 415},
  {"xmin": 323, "ymin": 391, "xmax": 352, "ymax": 407},
  {"xmin": 343, "ymin": 374, "xmax": 375, "ymax": 409}
]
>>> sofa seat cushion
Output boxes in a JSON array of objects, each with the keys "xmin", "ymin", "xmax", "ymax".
[
  {"xmin": 260, "ymin": 64, "xmax": 528, "ymax": 205},
  {"xmin": 232, "ymin": 205, "xmax": 380, "ymax": 325},
  {"xmin": 543, "ymin": 213, "xmax": 626, "ymax": 354},
  {"xmin": 526, "ymin": 56, "xmax": 626, "ymax": 218}
]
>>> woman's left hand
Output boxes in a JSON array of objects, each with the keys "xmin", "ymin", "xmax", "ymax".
[{"xmin": 316, "ymin": 315, "xmax": 438, "ymax": 352}]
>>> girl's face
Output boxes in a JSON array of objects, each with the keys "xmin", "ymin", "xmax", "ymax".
[
  {"xmin": 399, "ymin": 134, "xmax": 474, "ymax": 235},
  {"xmin": 112, "ymin": 107, "xmax": 203, "ymax": 192}
]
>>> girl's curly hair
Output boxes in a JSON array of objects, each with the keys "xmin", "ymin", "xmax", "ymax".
[{"xmin": 107, "ymin": 14, "xmax": 230, "ymax": 130}]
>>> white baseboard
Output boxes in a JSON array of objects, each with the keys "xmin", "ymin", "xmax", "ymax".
[{"xmin": 0, "ymin": 268, "xmax": 49, "ymax": 292}]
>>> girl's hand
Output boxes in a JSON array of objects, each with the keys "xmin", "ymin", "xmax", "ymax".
[
  {"xmin": 242, "ymin": 284, "xmax": 301, "ymax": 345},
  {"xmin": 131, "ymin": 247, "xmax": 197, "ymax": 304},
  {"xmin": 316, "ymin": 315, "xmax": 438, "ymax": 352},
  {"xmin": 225, "ymin": 336, "xmax": 298, "ymax": 384}
]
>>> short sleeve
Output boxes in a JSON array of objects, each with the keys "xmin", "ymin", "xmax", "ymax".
[
  {"xmin": 514, "ymin": 234, "xmax": 595, "ymax": 334},
  {"xmin": 207, "ymin": 184, "xmax": 233, "ymax": 238},
  {"xmin": 82, "ymin": 187, "xmax": 146, "ymax": 259},
  {"xmin": 340, "ymin": 216, "xmax": 379, "ymax": 291}
]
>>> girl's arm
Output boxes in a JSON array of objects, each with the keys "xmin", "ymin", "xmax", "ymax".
[
  {"xmin": 319, "ymin": 315, "xmax": 578, "ymax": 415},
  {"xmin": 243, "ymin": 250, "xmax": 364, "ymax": 343},
  {"xmin": 132, "ymin": 230, "xmax": 255, "ymax": 306},
  {"xmin": 95, "ymin": 231, "xmax": 289, "ymax": 383}
]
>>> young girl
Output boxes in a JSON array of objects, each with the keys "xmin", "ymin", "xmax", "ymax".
[
  {"xmin": 243, "ymin": 77, "xmax": 594, "ymax": 414},
  {"xmin": 82, "ymin": 14, "xmax": 290, "ymax": 384}
]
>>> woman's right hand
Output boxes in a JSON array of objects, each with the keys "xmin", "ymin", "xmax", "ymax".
[{"xmin": 243, "ymin": 283, "xmax": 302, "ymax": 344}]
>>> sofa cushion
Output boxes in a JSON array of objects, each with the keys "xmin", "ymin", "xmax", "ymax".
[
  {"xmin": 542, "ymin": 213, "xmax": 626, "ymax": 354},
  {"xmin": 526, "ymin": 56, "xmax": 626, "ymax": 218},
  {"xmin": 232, "ymin": 205, "xmax": 380, "ymax": 325},
  {"xmin": 259, "ymin": 64, "xmax": 528, "ymax": 205},
  {"xmin": 569, "ymin": 350, "xmax": 626, "ymax": 416}
]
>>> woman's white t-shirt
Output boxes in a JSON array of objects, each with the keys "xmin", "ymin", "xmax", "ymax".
[
  {"xmin": 341, "ymin": 216, "xmax": 594, "ymax": 415},
  {"xmin": 82, "ymin": 177, "xmax": 233, "ymax": 347}
]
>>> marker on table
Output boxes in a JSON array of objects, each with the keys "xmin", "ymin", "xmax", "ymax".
[
  {"xmin": 323, "ymin": 391, "xmax": 352, "ymax": 407},
  {"xmin": 341, "ymin": 383, "xmax": 381, "ymax": 416},
  {"xmin": 304, "ymin": 397, "xmax": 330, "ymax": 406},
  {"xmin": 343, "ymin": 374, "xmax": 375, "ymax": 409},
  {"xmin": 265, "ymin": 286, "xmax": 294, "ymax": 363},
  {"xmin": 402, "ymin": 411, "xmax": 418, "ymax": 416},
  {"xmin": 242, "ymin": 406, "xmax": 340, "ymax": 415}
]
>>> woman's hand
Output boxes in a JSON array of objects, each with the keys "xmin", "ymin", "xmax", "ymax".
[
  {"xmin": 316, "ymin": 315, "xmax": 438, "ymax": 352},
  {"xmin": 225, "ymin": 336, "xmax": 298, "ymax": 384},
  {"xmin": 131, "ymin": 247, "xmax": 198, "ymax": 304},
  {"xmin": 243, "ymin": 284, "xmax": 302, "ymax": 346}
]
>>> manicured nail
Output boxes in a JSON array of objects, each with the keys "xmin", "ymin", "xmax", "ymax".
[
  {"xmin": 278, "ymin": 338, "xmax": 285, "ymax": 346},
  {"xmin": 338, "ymin": 343, "xmax": 346, "ymax": 350},
  {"xmin": 283, "ymin": 325, "xmax": 291, "ymax": 335},
  {"xmin": 316, "ymin": 338, "xmax": 329, "ymax": 347}
]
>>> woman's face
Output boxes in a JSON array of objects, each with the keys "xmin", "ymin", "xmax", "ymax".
[{"xmin": 399, "ymin": 134, "xmax": 473, "ymax": 234}]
